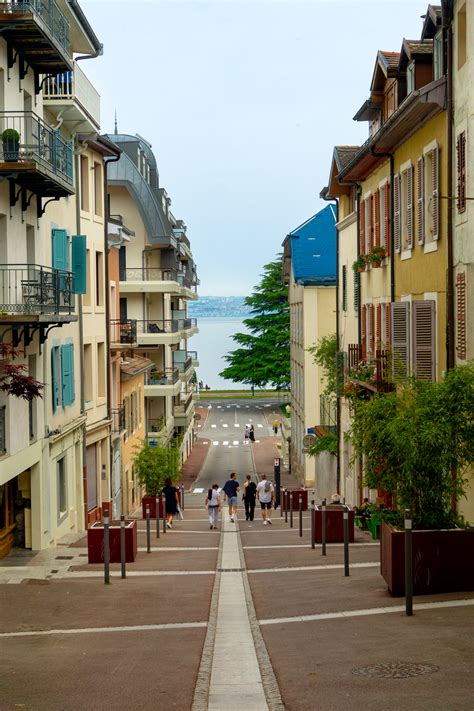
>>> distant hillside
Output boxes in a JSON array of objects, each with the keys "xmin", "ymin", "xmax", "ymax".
[{"xmin": 188, "ymin": 296, "xmax": 251, "ymax": 318}]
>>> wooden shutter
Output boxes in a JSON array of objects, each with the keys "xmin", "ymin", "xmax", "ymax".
[
  {"xmin": 369, "ymin": 304, "xmax": 375, "ymax": 355},
  {"xmin": 391, "ymin": 302, "xmax": 410, "ymax": 378},
  {"xmin": 342, "ymin": 265, "xmax": 347, "ymax": 312},
  {"xmin": 376, "ymin": 303, "xmax": 382, "ymax": 349},
  {"xmin": 361, "ymin": 304, "xmax": 367, "ymax": 359},
  {"xmin": 432, "ymin": 146, "xmax": 439, "ymax": 240},
  {"xmin": 359, "ymin": 199, "xmax": 365, "ymax": 255},
  {"xmin": 393, "ymin": 174, "xmax": 401, "ymax": 252},
  {"xmin": 406, "ymin": 165, "xmax": 414, "ymax": 248},
  {"xmin": 456, "ymin": 132, "xmax": 466, "ymax": 213},
  {"xmin": 456, "ymin": 272, "xmax": 467, "ymax": 360},
  {"xmin": 412, "ymin": 300, "xmax": 436, "ymax": 381},
  {"xmin": 417, "ymin": 156, "xmax": 425, "ymax": 245},
  {"xmin": 374, "ymin": 189, "xmax": 380, "ymax": 247},
  {"xmin": 51, "ymin": 346, "xmax": 60, "ymax": 412},
  {"xmin": 353, "ymin": 270, "xmax": 360, "ymax": 310},
  {"xmin": 368, "ymin": 195, "xmax": 374, "ymax": 252},
  {"xmin": 384, "ymin": 182, "xmax": 390, "ymax": 255},
  {"xmin": 71, "ymin": 235, "xmax": 87, "ymax": 294},
  {"xmin": 384, "ymin": 303, "xmax": 391, "ymax": 347},
  {"xmin": 52, "ymin": 228, "xmax": 68, "ymax": 272}
]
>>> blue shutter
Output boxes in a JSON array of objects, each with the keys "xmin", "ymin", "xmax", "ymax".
[
  {"xmin": 51, "ymin": 347, "xmax": 59, "ymax": 412},
  {"xmin": 71, "ymin": 235, "xmax": 87, "ymax": 294},
  {"xmin": 52, "ymin": 229, "xmax": 68, "ymax": 271},
  {"xmin": 61, "ymin": 343, "xmax": 75, "ymax": 406}
]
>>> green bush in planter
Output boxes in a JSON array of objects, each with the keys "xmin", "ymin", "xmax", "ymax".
[
  {"xmin": 133, "ymin": 440, "xmax": 181, "ymax": 497},
  {"xmin": 1, "ymin": 128, "xmax": 20, "ymax": 143}
]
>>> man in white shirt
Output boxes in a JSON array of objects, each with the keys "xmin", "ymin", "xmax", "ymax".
[{"xmin": 256, "ymin": 474, "xmax": 274, "ymax": 525}]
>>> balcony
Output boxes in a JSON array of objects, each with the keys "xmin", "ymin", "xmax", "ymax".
[
  {"xmin": 345, "ymin": 345, "xmax": 393, "ymax": 398},
  {"xmin": 173, "ymin": 350, "xmax": 193, "ymax": 381},
  {"xmin": 145, "ymin": 368, "xmax": 181, "ymax": 398},
  {"xmin": 173, "ymin": 390, "xmax": 194, "ymax": 426},
  {"xmin": 111, "ymin": 407, "xmax": 125, "ymax": 437},
  {"xmin": 176, "ymin": 273, "xmax": 199, "ymax": 300},
  {"xmin": 147, "ymin": 415, "xmax": 166, "ymax": 442},
  {"xmin": 187, "ymin": 350, "xmax": 199, "ymax": 367},
  {"xmin": 0, "ymin": 264, "xmax": 75, "ymax": 317},
  {"xmin": 0, "ymin": 112, "xmax": 74, "ymax": 199},
  {"xmin": 0, "ymin": 0, "xmax": 72, "ymax": 74},
  {"xmin": 110, "ymin": 319, "xmax": 137, "ymax": 348},
  {"xmin": 134, "ymin": 319, "xmax": 198, "ymax": 347},
  {"xmin": 42, "ymin": 62, "xmax": 100, "ymax": 133},
  {"xmin": 120, "ymin": 267, "xmax": 197, "ymax": 299},
  {"xmin": 319, "ymin": 395, "xmax": 337, "ymax": 436}
]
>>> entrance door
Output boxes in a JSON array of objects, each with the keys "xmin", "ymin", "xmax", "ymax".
[{"xmin": 86, "ymin": 445, "xmax": 97, "ymax": 512}]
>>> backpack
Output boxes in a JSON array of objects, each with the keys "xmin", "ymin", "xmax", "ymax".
[
  {"xmin": 264, "ymin": 480, "xmax": 271, "ymax": 493},
  {"xmin": 208, "ymin": 488, "xmax": 213, "ymax": 501}
]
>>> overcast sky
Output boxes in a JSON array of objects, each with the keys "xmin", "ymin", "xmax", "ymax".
[{"xmin": 82, "ymin": 0, "xmax": 429, "ymax": 295}]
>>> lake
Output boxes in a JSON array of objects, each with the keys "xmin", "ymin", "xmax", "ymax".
[{"xmin": 189, "ymin": 317, "xmax": 250, "ymax": 390}]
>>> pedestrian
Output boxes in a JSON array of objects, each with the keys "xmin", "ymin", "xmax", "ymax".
[
  {"xmin": 244, "ymin": 425, "xmax": 250, "ymax": 440},
  {"xmin": 205, "ymin": 484, "xmax": 221, "ymax": 530},
  {"xmin": 162, "ymin": 477, "xmax": 179, "ymax": 529},
  {"xmin": 257, "ymin": 474, "xmax": 274, "ymax": 525},
  {"xmin": 249, "ymin": 425, "xmax": 255, "ymax": 442},
  {"xmin": 243, "ymin": 474, "xmax": 257, "ymax": 521},
  {"xmin": 222, "ymin": 472, "xmax": 240, "ymax": 522},
  {"xmin": 273, "ymin": 419, "xmax": 279, "ymax": 435}
]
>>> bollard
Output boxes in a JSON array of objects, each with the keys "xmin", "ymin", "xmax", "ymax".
[
  {"xmin": 299, "ymin": 495, "xmax": 303, "ymax": 538},
  {"xmin": 321, "ymin": 498, "xmax": 327, "ymax": 556},
  {"xmin": 343, "ymin": 509, "xmax": 349, "ymax": 576},
  {"xmin": 289, "ymin": 492, "xmax": 293, "ymax": 528},
  {"xmin": 181, "ymin": 485, "xmax": 185, "ymax": 512},
  {"xmin": 103, "ymin": 508, "xmax": 110, "ymax": 584},
  {"xmin": 146, "ymin": 504, "xmax": 151, "ymax": 553},
  {"xmin": 280, "ymin": 487, "xmax": 283, "ymax": 517},
  {"xmin": 311, "ymin": 499, "xmax": 315, "ymax": 549},
  {"xmin": 120, "ymin": 514, "xmax": 126, "ymax": 579},
  {"xmin": 405, "ymin": 508, "xmax": 413, "ymax": 616},
  {"xmin": 156, "ymin": 495, "xmax": 160, "ymax": 539},
  {"xmin": 284, "ymin": 489, "xmax": 288, "ymax": 523},
  {"xmin": 163, "ymin": 494, "xmax": 167, "ymax": 534}
]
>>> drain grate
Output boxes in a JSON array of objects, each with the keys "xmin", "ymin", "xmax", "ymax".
[
  {"xmin": 55, "ymin": 555, "xmax": 73, "ymax": 560},
  {"xmin": 352, "ymin": 662, "xmax": 440, "ymax": 679}
]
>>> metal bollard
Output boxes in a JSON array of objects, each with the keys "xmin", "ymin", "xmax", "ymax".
[
  {"xmin": 299, "ymin": 495, "xmax": 303, "ymax": 538},
  {"xmin": 343, "ymin": 509, "xmax": 349, "ymax": 576},
  {"xmin": 156, "ymin": 495, "xmax": 160, "ymax": 539},
  {"xmin": 120, "ymin": 514, "xmax": 126, "ymax": 579},
  {"xmin": 181, "ymin": 485, "xmax": 185, "ymax": 512},
  {"xmin": 405, "ymin": 508, "xmax": 413, "ymax": 616},
  {"xmin": 146, "ymin": 504, "xmax": 151, "ymax": 553},
  {"xmin": 163, "ymin": 494, "xmax": 167, "ymax": 534},
  {"xmin": 321, "ymin": 498, "xmax": 327, "ymax": 556},
  {"xmin": 311, "ymin": 499, "xmax": 315, "ymax": 549},
  {"xmin": 290, "ymin": 492, "xmax": 293, "ymax": 528},
  {"xmin": 280, "ymin": 486, "xmax": 284, "ymax": 517},
  {"xmin": 284, "ymin": 489, "xmax": 288, "ymax": 523},
  {"xmin": 103, "ymin": 508, "xmax": 110, "ymax": 584}
]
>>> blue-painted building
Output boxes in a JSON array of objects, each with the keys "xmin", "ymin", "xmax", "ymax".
[{"xmin": 282, "ymin": 204, "xmax": 337, "ymax": 286}]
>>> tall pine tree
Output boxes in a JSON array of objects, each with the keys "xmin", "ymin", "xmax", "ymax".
[{"xmin": 220, "ymin": 256, "xmax": 290, "ymax": 389}]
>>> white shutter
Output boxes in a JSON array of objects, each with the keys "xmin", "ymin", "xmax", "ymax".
[
  {"xmin": 406, "ymin": 165, "xmax": 414, "ymax": 248},
  {"xmin": 394, "ymin": 174, "xmax": 401, "ymax": 253},
  {"xmin": 432, "ymin": 146, "xmax": 439, "ymax": 240},
  {"xmin": 391, "ymin": 302, "xmax": 410, "ymax": 379},
  {"xmin": 412, "ymin": 300, "xmax": 436, "ymax": 381},
  {"xmin": 417, "ymin": 156, "xmax": 425, "ymax": 245}
]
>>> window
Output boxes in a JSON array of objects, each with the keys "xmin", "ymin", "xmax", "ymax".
[
  {"xmin": 456, "ymin": 132, "xmax": 466, "ymax": 214},
  {"xmin": 407, "ymin": 62, "xmax": 415, "ymax": 94},
  {"xmin": 52, "ymin": 229, "xmax": 69, "ymax": 273},
  {"xmin": 57, "ymin": 457, "xmax": 67, "ymax": 521},
  {"xmin": 391, "ymin": 302, "xmax": 410, "ymax": 378},
  {"xmin": 94, "ymin": 162, "xmax": 103, "ymax": 216},
  {"xmin": 457, "ymin": 4, "xmax": 467, "ymax": 69},
  {"xmin": 342, "ymin": 265, "xmax": 347, "ymax": 312},
  {"xmin": 95, "ymin": 250, "xmax": 104, "ymax": 307},
  {"xmin": 400, "ymin": 163, "xmax": 414, "ymax": 250},
  {"xmin": 131, "ymin": 391, "xmax": 137, "ymax": 432},
  {"xmin": 84, "ymin": 344, "xmax": 92, "ymax": 403},
  {"xmin": 97, "ymin": 342, "xmax": 105, "ymax": 398},
  {"xmin": 138, "ymin": 386, "xmax": 142, "ymax": 426},
  {"xmin": 424, "ymin": 145, "xmax": 440, "ymax": 243},
  {"xmin": 433, "ymin": 31, "xmax": 444, "ymax": 79},
  {"xmin": 80, "ymin": 155, "xmax": 89, "ymax": 211}
]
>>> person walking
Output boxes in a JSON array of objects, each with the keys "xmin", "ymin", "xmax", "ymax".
[
  {"xmin": 162, "ymin": 477, "xmax": 179, "ymax": 529},
  {"xmin": 205, "ymin": 484, "xmax": 221, "ymax": 529},
  {"xmin": 243, "ymin": 474, "xmax": 257, "ymax": 521},
  {"xmin": 257, "ymin": 474, "xmax": 274, "ymax": 525},
  {"xmin": 244, "ymin": 424, "xmax": 250, "ymax": 441},
  {"xmin": 249, "ymin": 425, "xmax": 255, "ymax": 442},
  {"xmin": 273, "ymin": 419, "xmax": 279, "ymax": 435},
  {"xmin": 222, "ymin": 472, "xmax": 240, "ymax": 522}
]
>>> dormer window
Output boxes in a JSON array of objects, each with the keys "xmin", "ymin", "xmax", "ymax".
[
  {"xmin": 407, "ymin": 62, "xmax": 415, "ymax": 94},
  {"xmin": 433, "ymin": 31, "xmax": 443, "ymax": 79}
]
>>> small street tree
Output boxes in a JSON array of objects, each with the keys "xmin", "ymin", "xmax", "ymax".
[
  {"xmin": 133, "ymin": 440, "xmax": 181, "ymax": 496},
  {"xmin": 220, "ymin": 256, "xmax": 290, "ymax": 390}
]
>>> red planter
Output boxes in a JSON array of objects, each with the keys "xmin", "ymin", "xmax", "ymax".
[
  {"xmin": 87, "ymin": 519, "xmax": 137, "ymax": 564},
  {"xmin": 142, "ymin": 495, "xmax": 164, "ymax": 519},
  {"xmin": 314, "ymin": 505, "xmax": 354, "ymax": 543},
  {"xmin": 381, "ymin": 521, "xmax": 474, "ymax": 596},
  {"xmin": 284, "ymin": 489, "xmax": 308, "ymax": 511}
]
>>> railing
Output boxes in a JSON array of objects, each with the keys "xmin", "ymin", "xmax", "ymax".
[
  {"xmin": 0, "ymin": 405, "xmax": 5, "ymax": 455},
  {"xmin": 0, "ymin": 111, "xmax": 73, "ymax": 186},
  {"xmin": 42, "ymin": 62, "xmax": 100, "ymax": 127},
  {"xmin": 146, "ymin": 368, "xmax": 179, "ymax": 386},
  {"xmin": 133, "ymin": 319, "xmax": 196, "ymax": 335},
  {"xmin": 0, "ymin": 264, "xmax": 74, "ymax": 314},
  {"xmin": 148, "ymin": 416, "xmax": 165, "ymax": 434},
  {"xmin": 320, "ymin": 395, "xmax": 337, "ymax": 435},
  {"xmin": 174, "ymin": 390, "xmax": 193, "ymax": 414},
  {"xmin": 346, "ymin": 345, "xmax": 392, "ymax": 393},
  {"xmin": 187, "ymin": 350, "xmax": 198, "ymax": 361},
  {"xmin": 110, "ymin": 319, "xmax": 137, "ymax": 345},
  {"xmin": 173, "ymin": 356, "xmax": 192, "ymax": 374},
  {"xmin": 111, "ymin": 406, "xmax": 125, "ymax": 434},
  {"xmin": 119, "ymin": 267, "xmax": 178, "ymax": 282},
  {"xmin": 348, "ymin": 343, "xmax": 362, "ymax": 371},
  {"xmin": 0, "ymin": 1, "xmax": 70, "ymax": 54}
]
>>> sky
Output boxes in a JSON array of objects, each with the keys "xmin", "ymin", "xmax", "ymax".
[{"xmin": 81, "ymin": 0, "xmax": 430, "ymax": 295}]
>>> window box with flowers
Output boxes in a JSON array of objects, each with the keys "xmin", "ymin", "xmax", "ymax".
[
  {"xmin": 352, "ymin": 255, "xmax": 366, "ymax": 273},
  {"xmin": 366, "ymin": 246, "xmax": 386, "ymax": 268}
]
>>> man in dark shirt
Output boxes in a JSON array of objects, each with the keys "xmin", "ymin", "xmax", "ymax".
[{"xmin": 222, "ymin": 472, "xmax": 240, "ymax": 522}]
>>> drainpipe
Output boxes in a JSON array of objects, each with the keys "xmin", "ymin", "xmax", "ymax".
[
  {"xmin": 443, "ymin": 0, "xmax": 455, "ymax": 371},
  {"xmin": 355, "ymin": 186, "xmax": 362, "ymax": 346},
  {"xmin": 369, "ymin": 148, "xmax": 395, "ymax": 302}
]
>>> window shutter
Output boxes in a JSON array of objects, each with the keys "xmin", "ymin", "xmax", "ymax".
[
  {"xmin": 361, "ymin": 304, "xmax": 367, "ymax": 359},
  {"xmin": 412, "ymin": 300, "xmax": 436, "ymax": 381},
  {"xmin": 406, "ymin": 165, "xmax": 414, "ymax": 248},
  {"xmin": 384, "ymin": 182, "xmax": 390, "ymax": 255},
  {"xmin": 71, "ymin": 235, "xmax": 87, "ymax": 294},
  {"xmin": 368, "ymin": 195, "xmax": 374, "ymax": 253},
  {"xmin": 417, "ymin": 156, "xmax": 425, "ymax": 244},
  {"xmin": 456, "ymin": 272, "xmax": 467, "ymax": 360},
  {"xmin": 391, "ymin": 302, "xmax": 410, "ymax": 378},
  {"xmin": 456, "ymin": 132, "xmax": 466, "ymax": 214},
  {"xmin": 52, "ymin": 229, "xmax": 68, "ymax": 272},
  {"xmin": 384, "ymin": 303, "xmax": 391, "ymax": 347},
  {"xmin": 353, "ymin": 270, "xmax": 360, "ymax": 311},
  {"xmin": 393, "ymin": 174, "xmax": 401, "ymax": 252},
  {"xmin": 376, "ymin": 303, "xmax": 382, "ymax": 349},
  {"xmin": 51, "ymin": 346, "xmax": 59, "ymax": 412},
  {"xmin": 359, "ymin": 199, "xmax": 365, "ymax": 255},
  {"xmin": 369, "ymin": 304, "xmax": 375, "ymax": 356},
  {"xmin": 432, "ymin": 146, "xmax": 439, "ymax": 240},
  {"xmin": 61, "ymin": 343, "xmax": 75, "ymax": 406},
  {"xmin": 342, "ymin": 265, "xmax": 347, "ymax": 312},
  {"xmin": 374, "ymin": 189, "xmax": 380, "ymax": 247}
]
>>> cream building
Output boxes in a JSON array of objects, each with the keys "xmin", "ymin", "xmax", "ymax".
[{"xmin": 282, "ymin": 205, "xmax": 337, "ymax": 493}]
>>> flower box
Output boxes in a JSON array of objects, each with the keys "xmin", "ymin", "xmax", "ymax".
[
  {"xmin": 284, "ymin": 489, "xmax": 308, "ymax": 511},
  {"xmin": 142, "ymin": 495, "xmax": 164, "ymax": 519},
  {"xmin": 314, "ymin": 505, "xmax": 355, "ymax": 542},
  {"xmin": 87, "ymin": 519, "xmax": 137, "ymax": 564}
]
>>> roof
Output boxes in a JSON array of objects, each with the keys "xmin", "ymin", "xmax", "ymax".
[
  {"xmin": 421, "ymin": 5, "xmax": 442, "ymax": 40},
  {"xmin": 379, "ymin": 51, "xmax": 401, "ymax": 71},
  {"xmin": 399, "ymin": 38, "xmax": 433, "ymax": 69},
  {"xmin": 283, "ymin": 204, "xmax": 337, "ymax": 287},
  {"xmin": 120, "ymin": 355, "xmax": 154, "ymax": 379},
  {"xmin": 334, "ymin": 146, "xmax": 360, "ymax": 170}
]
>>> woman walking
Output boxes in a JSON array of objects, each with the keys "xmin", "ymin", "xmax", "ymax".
[
  {"xmin": 162, "ymin": 477, "xmax": 179, "ymax": 529},
  {"xmin": 205, "ymin": 484, "xmax": 221, "ymax": 529},
  {"xmin": 243, "ymin": 474, "xmax": 257, "ymax": 521},
  {"xmin": 249, "ymin": 425, "xmax": 255, "ymax": 442}
]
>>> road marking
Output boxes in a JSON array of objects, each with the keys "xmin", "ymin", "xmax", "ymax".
[
  {"xmin": 243, "ymin": 542, "xmax": 380, "ymax": 548},
  {"xmin": 223, "ymin": 424, "xmax": 228, "ymax": 428},
  {"xmin": 211, "ymin": 424, "xmax": 216, "ymax": 428},
  {"xmin": 248, "ymin": 562, "xmax": 379, "ymax": 574},
  {"xmin": 257, "ymin": 424, "xmax": 263, "ymax": 428},
  {"xmin": 259, "ymin": 598, "xmax": 474, "ymax": 626},
  {"xmin": 234, "ymin": 423, "xmax": 240, "ymax": 427},
  {"xmin": 0, "ymin": 621, "xmax": 209, "ymax": 638},
  {"xmin": 193, "ymin": 487, "xmax": 204, "ymax": 493},
  {"xmin": 67, "ymin": 570, "xmax": 215, "ymax": 578},
  {"xmin": 223, "ymin": 441, "xmax": 229, "ymax": 445},
  {"xmin": 233, "ymin": 441, "xmax": 239, "ymax": 445}
]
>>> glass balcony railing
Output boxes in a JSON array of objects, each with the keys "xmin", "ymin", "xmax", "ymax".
[
  {"xmin": 134, "ymin": 318, "xmax": 197, "ymax": 335},
  {"xmin": 146, "ymin": 368, "xmax": 179, "ymax": 386},
  {"xmin": 120, "ymin": 267, "xmax": 178, "ymax": 282},
  {"xmin": 0, "ymin": 263, "xmax": 74, "ymax": 314},
  {"xmin": 173, "ymin": 355, "xmax": 192, "ymax": 374}
]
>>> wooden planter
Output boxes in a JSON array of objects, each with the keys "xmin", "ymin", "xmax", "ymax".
[
  {"xmin": 380, "ymin": 521, "xmax": 474, "ymax": 596},
  {"xmin": 142, "ymin": 495, "xmax": 164, "ymax": 519},
  {"xmin": 87, "ymin": 519, "xmax": 137, "ymax": 564},
  {"xmin": 284, "ymin": 489, "xmax": 308, "ymax": 511},
  {"xmin": 314, "ymin": 505, "xmax": 355, "ymax": 543}
]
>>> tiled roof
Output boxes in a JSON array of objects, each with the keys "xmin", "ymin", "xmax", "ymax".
[
  {"xmin": 334, "ymin": 146, "xmax": 360, "ymax": 170},
  {"xmin": 405, "ymin": 39, "xmax": 433, "ymax": 55},
  {"xmin": 287, "ymin": 205, "xmax": 337, "ymax": 286},
  {"xmin": 120, "ymin": 355, "xmax": 154, "ymax": 377},
  {"xmin": 379, "ymin": 51, "xmax": 400, "ymax": 71}
]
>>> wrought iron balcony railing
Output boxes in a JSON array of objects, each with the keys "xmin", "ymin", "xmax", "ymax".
[
  {"xmin": 0, "ymin": 264, "xmax": 74, "ymax": 314},
  {"xmin": 110, "ymin": 319, "xmax": 137, "ymax": 345},
  {"xmin": 119, "ymin": 267, "xmax": 178, "ymax": 282},
  {"xmin": 146, "ymin": 368, "xmax": 179, "ymax": 386},
  {"xmin": 346, "ymin": 344, "xmax": 392, "ymax": 394},
  {"xmin": 111, "ymin": 406, "xmax": 125, "ymax": 434},
  {"xmin": 0, "ymin": 0, "xmax": 70, "ymax": 55}
]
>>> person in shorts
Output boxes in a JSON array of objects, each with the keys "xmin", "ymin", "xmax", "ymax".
[
  {"xmin": 222, "ymin": 472, "xmax": 240, "ymax": 522},
  {"xmin": 256, "ymin": 474, "xmax": 274, "ymax": 525}
]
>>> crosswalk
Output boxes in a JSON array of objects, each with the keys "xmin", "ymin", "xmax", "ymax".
[{"xmin": 210, "ymin": 439, "xmax": 260, "ymax": 446}]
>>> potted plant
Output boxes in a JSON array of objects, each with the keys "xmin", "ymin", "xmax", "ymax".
[
  {"xmin": 87, "ymin": 517, "xmax": 138, "ymax": 564},
  {"xmin": 352, "ymin": 255, "xmax": 366, "ymax": 272},
  {"xmin": 133, "ymin": 440, "xmax": 181, "ymax": 518},
  {"xmin": 349, "ymin": 362, "xmax": 474, "ymax": 595},
  {"xmin": 1, "ymin": 128, "xmax": 20, "ymax": 162},
  {"xmin": 366, "ymin": 246, "xmax": 386, "ymax": 268}
]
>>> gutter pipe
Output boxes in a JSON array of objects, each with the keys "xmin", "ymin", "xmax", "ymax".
[
  {"xmin": 443, "ymin": 0, "xmax": 455, "ymax": 371},
  {"xmin": 67, "ymin": 0, "xmax": 103, "ymax": 58}
]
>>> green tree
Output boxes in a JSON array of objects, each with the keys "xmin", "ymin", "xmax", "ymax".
[
  {"xmin": 220, "ymin": 256, "xmax": 290, "ymax": 389},
  {"xmin": 133, "ymin": 441, "xmax": 181, "ymax": 496}
]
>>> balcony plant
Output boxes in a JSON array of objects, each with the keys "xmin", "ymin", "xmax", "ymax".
[
  {"xmin": 1, "ymin": 129, "xmax": 20, "ymax": 162},
  {"xmin": 352, "ymin": 255, "xmax": 366, "ymax": 272},
  {"xmin": 134, "ymin": 440, "xmax": 181, "ymax": 518},
  {"xmin": 366, "ymin": 246, "xmax": 386, "ymax": 268}
]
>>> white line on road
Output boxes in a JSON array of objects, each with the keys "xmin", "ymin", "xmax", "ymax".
[
  {"xmin": 257, "ymin": 424, "xmax": 263, "ymax": 428},
  {"xmin": 0, "ymin": 621, "xmax": 208, "ymax": 638},
  {"xmin": 213, "ymin": 441, "xmax": 219, "ymax": 445},
  {"xmin": 234, "ymin": 423, "xmax": 240, "ymax": 427},
  {"xmin": 223, "ymin": 441, "xmax": 229, "ymax": 445},
  {"xmin": 248, "ymin": 562, "xmax": 379, "ymax": 574},
  {"xmin": 65, "ymin": 570, "xmax": 215, "ymax": 578},
  {"xmin": 232, "ymin": 441, "xmax": 239, "ymax": 445},
  {"xmin": 211, "ymin": 424, "xmax": 217, "ymax": 428},
  {"xmin": 223, "ymin": 424, "xmax": 228, "ymax": 428},
  {"xmin": 243, "ymin": 542, "xmax": 380, "ymax": 549}
]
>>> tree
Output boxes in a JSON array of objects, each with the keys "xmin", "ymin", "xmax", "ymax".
[
  {"xmin": 133, "ymin": 441, "xmax": 181, "ymax": 496},
  {"xmin": 220, "ymin": 256, "xmax": 290, "ymax": 390},
  {"xmin": 306, "ymin": 334, "xmax": 338, "ymax": 457},
  {"xmin": 0, "ymin": 343, "xmax": 43, "ymax": 400}
]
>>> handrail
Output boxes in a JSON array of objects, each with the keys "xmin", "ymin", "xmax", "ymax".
[
  {"xmin": 110, "ymin": 319, "xmax": 137, "ymax": 345},
  {"xmin": 0, "ymin": 263, "xmax": 74, "ymax": 314},
  {"xmin": 146, "ymin": 367, "xmax": 179, "ymax": 386},
  {"xmin": 0, "ymin": 1, "xmax": 71, "ymax": 54}
]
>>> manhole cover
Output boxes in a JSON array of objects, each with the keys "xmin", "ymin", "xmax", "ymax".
[{"xmin": 352, "ymin": 662, "xmax": 440, "ymax": 679}]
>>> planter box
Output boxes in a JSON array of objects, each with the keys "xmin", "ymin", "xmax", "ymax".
[
  {"xmin": 284, "ymin": 489, "xmax": 308, "ymax": 511},
  {"xmin": 142, "ymin": 495, "xmax": 164, "ymax": 519},
  {"xmin": 314, "ymin": 505, "xmax": 354, "ymax": 543},
  {"xmin": 87, "ymin": 519, "xmax": 137, "ymax": 564},
  {"xmin": 381, "ymin": 521, "xmax": 474, "ymax": 596}
]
